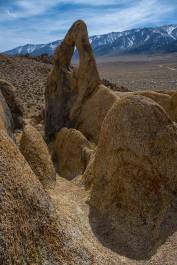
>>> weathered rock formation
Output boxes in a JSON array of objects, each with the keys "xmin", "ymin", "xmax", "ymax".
[
  {"xmin": 45, "ymin": 20, "xmax": 119, "ymax": 143},
  {"xmin": 20, "ymin": 125, "xmax": 56, "ymax": 188},
  {"xmin": 0, "ymin": 89, "xmax": 14, "ymax": 138},
  {"xmin": 53, "ymin": 127, "xmax": 94, "ymax": 179},
  {"xmin": 45, "ymin": 19, "xmax": 100, "ymax": 141},
  {"xmin": 0, "ymin": 130, "xmax": 66, "ymax": 265},
  {"xmin": 75, "ymin": 84, "xmax": 118, "ymax": 143},
  {"xmin": 87, "ymin": 95, "xmax": 177, "ymax": 258},
  {"xmin": 0, "ymin": 79, "xmax": 24, "ymax": 129}
]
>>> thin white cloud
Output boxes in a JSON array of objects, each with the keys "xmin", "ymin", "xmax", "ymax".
[
  {"xmin": 7, "ymin": 10, "xmax": 17, "ymax": 18},
  {"xmin": 3, "ymin": 0, "xmax": 122, "ymax": 20}
]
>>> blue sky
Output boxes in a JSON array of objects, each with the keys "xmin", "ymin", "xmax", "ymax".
[{"xmin": 0, "ymin": 0, "xmax": 177, "ymax": 52}]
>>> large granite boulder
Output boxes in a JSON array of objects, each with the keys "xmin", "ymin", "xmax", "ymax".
[
  {"xmin": 87, "ymin": 95, "xmax": 177, "ymax": 258},
  {"xmin": 53, "ymin": 127, "xmax": 94, "ymax": 180},
  {"xmin": 20, "ymin": 125, "xmax": 56, "ymax": 188}
]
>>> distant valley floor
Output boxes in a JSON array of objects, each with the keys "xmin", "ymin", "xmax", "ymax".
[{"xmin": 97, "ymin": 53, "xmax": 177, "ymax": 91}]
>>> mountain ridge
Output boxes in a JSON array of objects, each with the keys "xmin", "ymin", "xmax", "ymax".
[{"xmin": 5, "ymin": 23, "xmax": 177, "ymax": 57}]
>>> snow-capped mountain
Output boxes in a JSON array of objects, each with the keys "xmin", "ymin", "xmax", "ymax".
[
  {"xmin": 5, "ymin": 24, "xmax": 177, "ymax": 57},
  {"xmin": 6, "ymin": 40, "xmax": 62, "ymax": 57}
]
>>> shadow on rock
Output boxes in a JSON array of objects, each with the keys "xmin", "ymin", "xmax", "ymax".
[{"xmin": 89, "ymin": 200, "xmax": 177, "ymax": 260}]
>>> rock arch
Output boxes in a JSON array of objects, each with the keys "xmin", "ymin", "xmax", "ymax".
[{"xmin": 45, "ymin": 20, "xmax": 100, "ymax": 141}]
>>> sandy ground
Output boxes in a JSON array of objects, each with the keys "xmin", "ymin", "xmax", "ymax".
[{"xmin": 48, "ymin": 175, "xmax": 177, "ymax": 265}]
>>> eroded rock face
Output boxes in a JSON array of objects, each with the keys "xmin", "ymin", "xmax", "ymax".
[
  {"xmin": 45, "ymin": 20, "xmax": 101, "ymax": 142},
  {"xmin": 142, "ymin": 91, "xmax": 177, "ymax": 123},
  {"xmin": 20, "ymin": 125, "xmax": 56, "ymax": 188},
  {"xmin": 0, "ymin": 130, "xmax": 66, "ymax": 265},
  {"xmin": 87, "ymin": 95, "xmax": 177, "ymax": 258},
  {"xmin": 0, "ymin": 90, "xmax": 14, "ymax": 138},
  {"xmin": 0, "ymin": 79, "xmax": 24, "ymax": 130},
  {"xmin": 53, "ymin": 127, "xmax": 94, "ymax": 180},
  {"xmin": 75, "ymin": 84, "xmax": 118, "ymax": 142}
]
